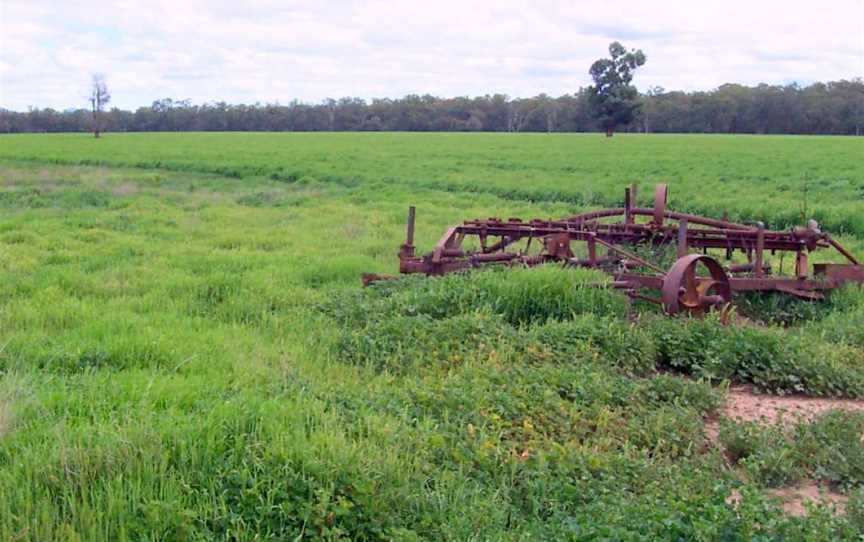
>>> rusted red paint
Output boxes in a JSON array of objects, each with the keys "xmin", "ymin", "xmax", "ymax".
[{"xmin": 366, "ymin": 184, "xmax": 864, "ymax": 316}]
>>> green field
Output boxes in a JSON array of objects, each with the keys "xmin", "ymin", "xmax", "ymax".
[
  {"xmin": 0, "ymin": 132, "xmax": 863, "ymax": 540},
  {"xmin": 3, "ymin": 132, "xmax": 864, "ymax": 235}
]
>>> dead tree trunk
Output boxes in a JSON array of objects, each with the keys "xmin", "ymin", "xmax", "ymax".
[{"xmin": 92, "ymin": 106, "xmax": 100, "ymax": 138}]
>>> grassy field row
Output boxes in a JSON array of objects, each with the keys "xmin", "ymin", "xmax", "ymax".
[
  {"xmin": 0, "ymin": 132, "xmax": 862, "ymax": 540},
  {"xmin": 2, "ymin": 132, "xmax": 863, "ymax": 234}
]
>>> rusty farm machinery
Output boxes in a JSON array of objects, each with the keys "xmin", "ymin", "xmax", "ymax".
[{"xmin": 363, "ymin": 184, "xmax": 864, "ymax": 317}]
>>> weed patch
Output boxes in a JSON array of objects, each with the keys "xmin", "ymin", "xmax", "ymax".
[{"xmin": 721, "ymin": 411, "xmax": 864, "ymax": 491}]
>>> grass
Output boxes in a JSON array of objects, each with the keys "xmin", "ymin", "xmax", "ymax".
[
  {"xmin": 721, "ymin": 410, "xmax": 864, "ymax": 490},
  {"xmin": 2, "ymin": 132, "xmax": 864, "ymax": 234},
  {"xmin": 0, "ymin": 132, "xmax": 862, "ymax": 540}
]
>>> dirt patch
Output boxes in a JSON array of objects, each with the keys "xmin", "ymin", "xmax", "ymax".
[
  {"xmin": 705, "ymin": 385, "xmax": 864, "ymax": 447},
  {"xmin": 769, "ymin": 482, "xmax": 849, "ymax": 516},
  {"xmin": 705, "ymin": 386, "xmax": 864, "ymax": 446},
  {"xmin": 722, "ymin": 385, "xmax": 864, "ymax": 425},
  {"xmin": 724, "ymin": 483, "xmax": 849, "ymax": 516},
  {"xmin": 706, "ymin": 386, "xmax": 863, "ymax": 517}
]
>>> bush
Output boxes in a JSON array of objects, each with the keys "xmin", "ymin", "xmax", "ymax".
[
  {"xmin": 473, "ymin": 265, "xmax": 628, "ymax": 324},
  {"xmin": 736, "ymin": 292, "xmax": 831, "ymax": 327},
  {"xmin": 320, "ymin": 265, "xmax": 628, "ymax": 328},
  {"xmin": 633, "ymin": 375, "xmax": 721, "ymax": 413},
  {"xmin": 522, "ymin": 316, "xmax": 656, "ymax": 376},
  {"xmin": 647, "ymin": 315, "xmax": 864, "ymax": 397}
]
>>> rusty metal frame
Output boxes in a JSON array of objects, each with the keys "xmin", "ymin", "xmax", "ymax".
[{"xmin": 365, "ymin": 184, "xmax": 864, "ymax": 316}]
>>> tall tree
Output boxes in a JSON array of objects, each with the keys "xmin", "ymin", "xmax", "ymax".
[
  {"xmin": 88, "ymin": 74, "xmax": 111, "ymax": 138},
  {"xmin": 588, "ymin": 42, "xmax": 646, "ymax": 136}
]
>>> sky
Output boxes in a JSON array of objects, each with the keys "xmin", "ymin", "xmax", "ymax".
[{"xmin": 1, "ymin": 0, "xmax": 862, "ymax": 111}]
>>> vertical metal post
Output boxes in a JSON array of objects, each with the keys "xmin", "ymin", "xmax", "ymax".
[
  {"xmin": 624, "ymin": 187, "xmax": 633, "ymax": 225},
  {"xmin": 677, "ymin": 218, "xmax": 688, "ymax": 257},
  {"xmin": 406, "ymin": 206, "xmax": 416, "ymax": 246},
  {"xmin": 755, "ymin": 222, "xmax": 765, "ymax": 277},
  {"xmin": 587, "ymin": 236, "xmax": 597, "ymax": 265},
  {"xmin": 400, "ymin": 206, "xmax": 417, "ymax": 268},
  {"xmin": 795, "ymin": 249, "xmax": 808, "ymax": 278}
]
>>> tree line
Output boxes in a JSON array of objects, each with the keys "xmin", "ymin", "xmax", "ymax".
[{"xmin": 2, "ymin": 79, "xmax": 862, "ymax": 135}]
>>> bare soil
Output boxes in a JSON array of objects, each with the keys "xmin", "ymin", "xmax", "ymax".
[
  {"xmin": 724, "ymin": 483, "xmax": 848, "ymax": 517},
  {"xmin": 703, "ymin": 385, "xmax": 864, "ymax": 447},
  {"xmin": 708, "ymin": 386, "xmax": 864, "ymax": 516},
  {"xmin": 769, "ymin": 483, "xmax": 849, "ymax": 517},
  {"xmin": 722, "ymin": 385, "xmax": 864, "ymax": 424}
]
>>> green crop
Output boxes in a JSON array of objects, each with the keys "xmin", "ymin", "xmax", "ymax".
[{"xmin": 0, "ymin": 132, "xmax": 862, "ymax": 540}]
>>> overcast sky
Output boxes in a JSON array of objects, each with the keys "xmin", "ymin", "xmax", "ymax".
[{"xmin": 1, "ymin": 0, "xmax": 862, "ymax": 111}]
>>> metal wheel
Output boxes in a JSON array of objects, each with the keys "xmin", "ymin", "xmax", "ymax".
[{"xmin": 661, "ymin": 254, "xmax": 731, "ymax": 315}]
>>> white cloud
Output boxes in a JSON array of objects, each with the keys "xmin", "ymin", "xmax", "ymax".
[{"xmin": 1, "ymin": 0, "xmax": 862, "ymax": 110}]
